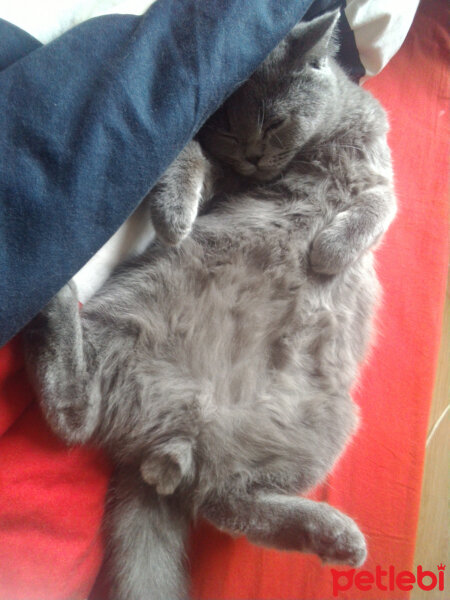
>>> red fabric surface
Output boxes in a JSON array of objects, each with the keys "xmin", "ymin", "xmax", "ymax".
[
  {"xmin": 0, "ymin": 338, "xmax": 111, "ymax": 600},
  {"xmin": 0, "ymin": 1, "xmax": 448, "ymax": 598}
]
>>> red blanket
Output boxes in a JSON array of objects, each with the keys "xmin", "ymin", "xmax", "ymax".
[{"xmin": 0, "ymin": 1, "xmax": 448, "ymax": 598}]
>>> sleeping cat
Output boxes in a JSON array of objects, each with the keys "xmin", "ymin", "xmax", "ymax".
[{"xmin": 23, "ymin": 11, "xmax": 396, "ymax": 600}]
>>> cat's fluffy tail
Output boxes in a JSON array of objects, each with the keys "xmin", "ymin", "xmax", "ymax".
[{"xmin": 107, "ymin": 469, "xmax": 190, "ymax": 600}]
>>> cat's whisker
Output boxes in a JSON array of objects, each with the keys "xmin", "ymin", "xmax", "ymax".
[
  {"xmin": 340, "ymin": 144, "xmax": 364, "ymax": 152},
  {"xmin": 272, "ymin": 132, "xmax": 285, "ymax": 147},
  {"xmin": 316, "ymin": 140, "xmax": 364, "ymax": 153},
  {"xmin": 260, "ymin": 99, "xmax": 266, "ymax": 130},
  {"xmin": 274, "ymin": 150, "xmax": 292, "ymax": 158},
  {"xmin": 257, "ymin": 107, "xmax": 264, "ymax": 133}
]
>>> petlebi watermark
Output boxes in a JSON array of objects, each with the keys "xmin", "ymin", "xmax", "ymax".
[{"xmin": 331, "ymin": 563, "xmax": 446, "ymax": 597}]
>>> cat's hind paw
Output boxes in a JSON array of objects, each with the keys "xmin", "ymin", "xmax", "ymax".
[
  {"xmin": 308, "ymin": 506, "xmax": 367, "ymax": 567},
  {"xmin": 140, "ymin": 440, "xmax": 195, "ymax": 495}
]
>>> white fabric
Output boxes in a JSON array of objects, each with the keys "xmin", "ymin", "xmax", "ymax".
[
  {"xmin": 345, "ymin": 0, "xmax": 420, "ymax": 78},
  {"xmin": 72, "ymin": 202, "xmax": 156, "ymax": 303},
  {"xmin": 0, "ymin": 0, "xmax": 155, "ymax": 44}
]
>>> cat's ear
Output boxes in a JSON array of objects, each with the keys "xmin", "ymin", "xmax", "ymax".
[
  {"xmin": 140, "ymin": 440, "xmax": 194, "ymax": 495},
  {"xmin": 284, "ymin": 10, "xmax": 340, "ymax": 70}
]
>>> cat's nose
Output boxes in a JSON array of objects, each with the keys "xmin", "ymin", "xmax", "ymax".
[{"xmin": 246, "ymin": 153, "xmax": 262, "ymax": 165}]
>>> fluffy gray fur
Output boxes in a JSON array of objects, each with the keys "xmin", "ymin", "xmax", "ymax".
[{"xmin": 23, "ymin": 11, "xmax": 396, "ymax": 600}]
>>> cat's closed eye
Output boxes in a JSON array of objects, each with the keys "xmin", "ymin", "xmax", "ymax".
[
  {"xmin": 265, "ymin": 119, "xmax": 286, "ymax": 131},
  {"xmin": 218, "ymin": 131, "xmax": 238, "ymax": 142},
  {"xmin": 264, "ymin": 119, "xmax": 286, "ymax": 134}
]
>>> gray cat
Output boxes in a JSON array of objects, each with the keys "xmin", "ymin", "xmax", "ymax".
[{"xmin": 23, "ymin": 11, "xmax": 396, "ymax": 600}]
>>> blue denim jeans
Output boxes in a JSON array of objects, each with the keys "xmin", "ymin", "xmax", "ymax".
[{"xmin": 3, "ymin": 0, "xmax": 361, "ymax": 347}]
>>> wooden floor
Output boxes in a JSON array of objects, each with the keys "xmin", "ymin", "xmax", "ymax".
[{"xmin": 411, "ymin": 272, "xmax": 449, "ymax": 599}]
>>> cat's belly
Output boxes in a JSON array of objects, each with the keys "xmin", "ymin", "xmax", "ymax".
[
  {"xmin": 139, "ymin": 236, "xmax": 377, "ymax": 398},
  {"xmin": 86, "ymin": 232, "xmax": 378, "ymax": 487},
  {"xmin": 153, "ymin": 251, "xmax": 369, "ymax": 391}
]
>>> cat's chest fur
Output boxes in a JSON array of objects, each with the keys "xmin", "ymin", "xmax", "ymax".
[{"xmin": 202, "ymin": 139, "xmax": 372, "ymax": 241}]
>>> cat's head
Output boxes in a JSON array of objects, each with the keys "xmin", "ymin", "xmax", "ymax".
[{"xmin": 199, "ymin": 10, "xmax": 341, "ymax": 181}]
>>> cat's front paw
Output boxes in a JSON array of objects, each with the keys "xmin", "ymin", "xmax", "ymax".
[
  {"xmin": 149, "ymin": 140, "xmax": 208, "ymax": 246},
  {"xmin": 308, "ymin": 507, "xmax": 367, "ymax": 567},
  {"xmin": 310, "ymin": 228, "xmax": 353, "ymax": 275},
  {"xmin": 151, "ymin": 196, "xmax": 199, "ymax": 246}
]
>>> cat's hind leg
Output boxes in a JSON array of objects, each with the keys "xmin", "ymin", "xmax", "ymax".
[
  {"xmin": 140, "ymin": 438, "xmax": 195, "ymax": 496},
  {"xmin": 23, "ymin": 281, "xmax": 101, "ymax": 444},
  {"xmin": 202, "ymin": 491, "xmax": 367, "ymax": 567}
]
